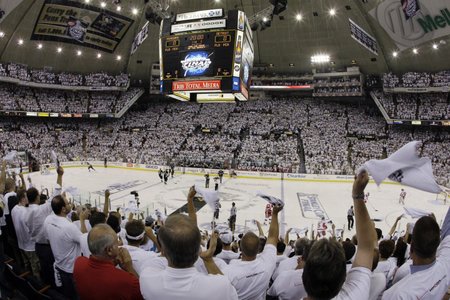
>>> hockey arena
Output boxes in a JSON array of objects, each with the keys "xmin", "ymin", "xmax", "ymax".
[
  {"xmin": 0, "ymin": 0, "xmax": 449, "ymax": 299},
  {"xmin": 31, "ymin": 166, "xmax": 448, "ymax": 238}
]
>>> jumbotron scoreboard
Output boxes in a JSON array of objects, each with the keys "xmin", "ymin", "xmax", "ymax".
[{"xmin": 159, "ymin": 9, "xmax": 254, "ymax": 102}]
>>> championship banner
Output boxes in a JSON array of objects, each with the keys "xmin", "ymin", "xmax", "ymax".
[
  {"xmin": 370, "ymin": 0, "xmax": 450, "ymax": 51},
  {"xmin": 31, "ymin": 0, "xmax": 134, "ymax": 53},
  {"xmin": 131, "ymin": 21, "xmax": 149, "ymax": 55},
  {"xmin": 349, "ymin": 19, "xmax": 379, "ymax": 55},
  {"xmin": 402, "ymin": 0, "xmax": 421, "ymax": 20}
]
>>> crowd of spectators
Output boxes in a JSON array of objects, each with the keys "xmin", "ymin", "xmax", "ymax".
[
  {"xmin": 374, "ymin": 91, "xmax": 450, "ymax": 120},
  {"xmin": 0, "ymin": 83, "xmax": 143, "ymax": 114},
  {"xmin": 0, "ymin": 62, "xmax": 129, "ymax": 87},
  {"xmin": 0, "ymin": 96, "xmax": 448, "ymax": 180},
  {"xmin": 383, "ymin": 71, "xmax": 450, "ymax": 88}
]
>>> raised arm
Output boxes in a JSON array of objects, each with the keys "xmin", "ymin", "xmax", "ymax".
[
  {"xmin": 389, "ymin": 215, "xmax": 403, "ymax": 237},
  {"xmin": 200, "ymin": 232, "xmax": 223, "ymax": 275},
  {"xmin": 79, "ymin": 209, "xmax": 90, "ymax": 234},
  {"xmin": 267, "ymin": 205, "xmax": 283, "ymax": 246},
  {"xmin": 0, "ymin": 161, "xmax": 6, "ymax": 195},
  {"xmin": 187, "ymin": 186, "xmax": 197, "ymax": 226},
  {"xmin": 352, "ymin": 171, "xmax": 376, "ymax": 269},
  {"xmin": 284, "ymin": 228, "xmax": 292, "ymax": 246},
  {"xmin": 255, "ymin": 220, "xmax": 265, "ymax": 238},
  {"xmin": 145, "ymin": 226, "xmax": 161, "ymax": 252},
  {"xmin": 118, "ymin": 247, "xmax": 139, "ymax": 278},
  {"xmin": 18, "ymin": 172, "xmax": 26, "ymax": 190},
  {"xmin": 103, "ymin": 189, "xmax": 110, "ymax": 215},
  {"xmin": 56, "ymin": 166, "xmax": 64, "ymax": 187}
]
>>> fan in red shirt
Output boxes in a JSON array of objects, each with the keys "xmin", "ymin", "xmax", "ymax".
[{"xmin": 74, "ymin": 224, "xmax": 143, "ymax": 300}]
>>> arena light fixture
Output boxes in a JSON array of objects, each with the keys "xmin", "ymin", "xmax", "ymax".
[
  {"xmin": 329, "ymin": 8, "xmax": 336, "ymax": 16},
  {"xmin": 311, "ymin": 54, "xmax": 330, "ymax": 64},
  {"xmin": 412, "ymin": 48, "xmax": 418, "ymax": 54},
  {"xmin": 18, "ymin": 39, "xmax": 24, "ymax": 45},
  {"xmin": 0, "ymin": 32, "xmax": 5, "ymax": 38},
  {"xmin": 77, "ymin": 50, "xmax": 82, "ymax": 56},
  {"xmin": 57, "ymin": 47, "xmax": 62, "ymax": 53},
  {"xmin": 132, "ymin": 8, "xmax": 138, "ymax": 15},
  {"xmin": 84, "ymin": 0, "xmax": 90, "ymax": 3},
  {"xmin": 116, "ymin": 55, "xmax": 122, "ymax": 61},
  {"xmin": 97, "ymin": 53, "xmax": 102, "ymax": 59},
  {"xmin": 392, "ymin": 51, "xmax": 398, "ymax": 57},
  {"xmin": 116, "ymin": 5, "xmax": 121, "ymax": 12},
  {"xmin": 100, "ymin": 2, "xmax": 106, "ymax": 8},
  {"xmin": 432, "ymin": 43, "xmax": 438, "ymax": 50},
  {"xmin": 295, "ymin": 13, "xmax": 303, "ymax": 21},
  {"xmin": 37, "ymin": 43, "xmax": 43, "ymax": 49}
]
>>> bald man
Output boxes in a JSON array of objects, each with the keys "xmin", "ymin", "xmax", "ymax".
[
  {"xmin": 74, "ymin": 224, "xmax": 143, "ymax": 300},
  {"xmin": 139, "ymin": 214, "xmax": 238, "ymax": 300},
  {"xmin": 223, "ymin": 204, "xmax": 283, "ymax": 299}
]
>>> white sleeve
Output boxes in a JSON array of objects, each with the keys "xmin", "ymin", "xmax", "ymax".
[
  {"xmin": 68, "ymin": 222, "xmax": 83, "ymax": 243},
  {"xmin": 267, "ymin": 275, "xmax": 281, "ymax": 296},
  {"xmin": 335, "ymin": 267, "xmax": 371, "ymax": 300}
]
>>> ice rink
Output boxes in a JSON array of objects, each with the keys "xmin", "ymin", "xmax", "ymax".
[{"xmin": 29, "ymin": 166, "xmax": 448, "ymax": 240}]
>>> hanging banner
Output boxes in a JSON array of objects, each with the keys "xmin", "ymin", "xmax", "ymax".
[
  {"xmin": 349, "ymin": 19, "xmax": 379, "ymax": 55},
  {"xmin": 31, "ymin": 0, "xmax": 133, "ymax": 53},
  {"xmin": 131, "ymin": 21, "xmax": 149, "ymax": 55}
]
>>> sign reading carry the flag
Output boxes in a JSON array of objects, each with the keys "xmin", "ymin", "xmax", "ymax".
[
  {"xmin": 31, "ymin": 0, "xmax": 133, "ymax": 53},
  {"xmin": 361, "ymin": 141, "xmax": 442, "ymax": 194}
]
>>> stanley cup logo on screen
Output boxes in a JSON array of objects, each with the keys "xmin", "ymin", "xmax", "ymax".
[{"xmin": 181, "ymin": 51, "xmax": 213, "ymax": 76}]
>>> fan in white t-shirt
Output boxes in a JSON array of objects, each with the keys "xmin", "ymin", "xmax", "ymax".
[
  {"xmin": 44, "ymin": 194, "xmax": 89, "ymax": 298},
  {"xmin": 268, "ymin": 241, "xmax": 312, "ymax": 300},
  {"xmin": 223, "ymin": 205, "xmax": 283, "ymax": 300},
  {"xmin": 374, "ymin": 240, "xmax": 396, "ymax": 282},
  {"xmin": 216, "ymin": 231, "xmax": 240, "ymax": 264},
  {"xmin": 140, "ymin": 186, "xmax": 238, "ymax": 300},
  {"xmin": 120, "ymin": 219, "xmax": 158, "ymax": 274},
  {"xmin": 79, "ymin": 211, "xmax": 107, "ymax": 257},
  {"xmin": 301, "ymin": 171, "xmax": 376, "ymax": 300},
  {"xmin": 272, "ymin": 237, "xmax": 310, "ymax": 280}
]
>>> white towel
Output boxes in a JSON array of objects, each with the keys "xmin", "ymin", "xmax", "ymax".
[
  {"xmin": 3, "ymin": 151, "xmax": 17, "ymax": 162},
  {"xmin": 256, "ymin": 192, "xmax": 284, "ymax": 207},
  {"xmin": 360, "ymin": 141, "xmax": 442, "ymax": 194},
  {"xmin": 63, "ymin": 186, "xmax": 80, "ymax": 197},
  {"xmin": 403, "ymin": 207, "xmax": 430, "ymax": 219},
  {"xmin": 51, "ymin": 150, "xmax": 58, "ymax": 165},
  {"xmin": 194, "ymin": 184, "xmax": 220, "ymax": 210}
]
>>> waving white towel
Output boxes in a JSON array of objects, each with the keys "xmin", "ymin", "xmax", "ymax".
[
  {"xmin": 256, "ymin": 192, "xmax": 284, "ymax": 207},
  {"xmin": 360, "ymin": 141, "xmax": 441, "ymax": 194},
  {"xmin": 194, "ymin": 184, "xmax": 220, "ymax": 210}
]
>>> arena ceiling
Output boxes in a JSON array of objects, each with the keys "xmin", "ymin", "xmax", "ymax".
[{"xmin": 1, "ymin": 0, "xmax": 450, "ymax": 81}]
